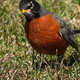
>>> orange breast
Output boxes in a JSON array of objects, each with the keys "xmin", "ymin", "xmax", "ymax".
[{"xmin": 25, "ymin": 14, "xmax": 69, "ymax": 55}]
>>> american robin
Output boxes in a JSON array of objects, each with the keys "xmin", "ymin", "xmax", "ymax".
[{"xmin": 19, "ymin": 0, "xmax": 80, "ymax": 56}]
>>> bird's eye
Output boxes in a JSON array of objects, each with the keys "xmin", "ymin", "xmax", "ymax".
[
  {"xmin": 30, "ymin": 2, "xmax": 33, "ymax": 7},
  {"xmin": 27, "ymin": 2, "xmax": 34, "ymax": 9}
]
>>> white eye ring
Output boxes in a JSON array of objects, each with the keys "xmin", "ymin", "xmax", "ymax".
[
  {"xmin": 30, "ymin": 2, "xmax": 34, "ymax": 9},
  {"xmin": 27, "ymin": 1, "xmax": 34, "ymax": 10}
]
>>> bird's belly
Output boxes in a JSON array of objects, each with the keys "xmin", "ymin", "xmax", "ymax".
[
  {"xmin": 25, "ymin": 14, "xmax": 69, "ymax": 55},
  {"xmin": 28, "ymin": 31, "xmax": 69, "ymax": 55}
]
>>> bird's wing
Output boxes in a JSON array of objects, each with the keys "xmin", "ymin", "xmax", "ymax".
[{"xmin": 51, "ymin": 13, "xmax": 79, "ymax": 52}]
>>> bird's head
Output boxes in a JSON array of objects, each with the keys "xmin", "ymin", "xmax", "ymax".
[{"xmin": 19, "ymin": 0, "xmax": 40, "ymax": 22}]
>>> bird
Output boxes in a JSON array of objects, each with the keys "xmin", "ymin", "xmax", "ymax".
[{"xmin": 19, "ymin": 0, "xmax": 80, "ymax": 57}]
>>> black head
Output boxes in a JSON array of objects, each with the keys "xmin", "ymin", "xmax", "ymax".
[{"xmin": 19, "ymin": 0, "xmax": 40, "ymax": 22}]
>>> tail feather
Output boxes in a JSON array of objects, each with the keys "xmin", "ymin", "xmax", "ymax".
[
  {"xmin": 71, "ymin": 30, "xmax": 80, "ymax": 53},
  {"xmin": 71, "ymin": 30, "xmax": 80, "ymax": 36}
]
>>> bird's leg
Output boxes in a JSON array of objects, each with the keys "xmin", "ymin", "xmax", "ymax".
[
  {"xmin": 60, "ymin": 54, "xmax": 64, "ymax": 74},
  {"xmin": 55, "ymin": 49, "xmax": 61, "ymax": 79},
  {"xmin": 60, "ymin": 54, "xmax": 64, "ymax": 80},
  {"xmin": 61, "ymin": 54, "xmax": 64, "ymax": 69},
  {"xmin": 55, "ymin": 49, "xmax": 64, "ymax": 79},
  {"xmin": 50, "ymin": 56, "xmax": 53, "ymax": 68},
  {"xmin": 55, "ymin": 49, "xmax": 58, "ymax": 70},
  {"xmin": 38, "ymin": 53, "xmax": 44, "ymax": 69},
  {"xmin": 32, "ymin": 49, "xmax": 35, "ymax": 69}
]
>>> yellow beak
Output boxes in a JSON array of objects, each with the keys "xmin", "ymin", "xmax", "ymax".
[{"xmin": 22, "ymin": 9, "xmax": 30, "ymax": 14}]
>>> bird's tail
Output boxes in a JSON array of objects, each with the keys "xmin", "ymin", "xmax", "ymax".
[
  {"xmin": 71, "ymin": 30, "xmax": 80, "ymax": 54},
  {"xmin": 71, "ymin": 30, "xmax": 80, "ymax": 36}
]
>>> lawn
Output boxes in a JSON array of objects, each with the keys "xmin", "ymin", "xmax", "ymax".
[{"xmin": 0, "ymin": 0, "xmax": 80, "ymax": 80}]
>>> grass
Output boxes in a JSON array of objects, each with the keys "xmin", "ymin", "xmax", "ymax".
[{"xmin": 0, "ymin": 0, "xmax": 80, "ymax": 80}]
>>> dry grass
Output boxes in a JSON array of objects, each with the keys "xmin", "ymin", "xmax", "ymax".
[{"xmin": 0, "ymin": 0, "xmax": 80, "ymax": 80}]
